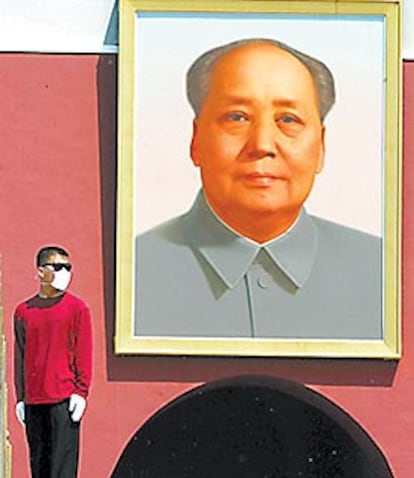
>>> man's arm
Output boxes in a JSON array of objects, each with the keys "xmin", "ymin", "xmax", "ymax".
[
  {"xmin": 68, "ymin": 303, "xmax": 92, "ymax": 422},
  {"xmin": 14, "ymin": 313, "xmax": 26, "ymax": 424},
  {"xmin": 73, "ymin": 304, "xmax": 93, "ymax": 398},
  {"xmin": 13, "ymin": 314, "xmax": 25, "ymax": 403}
]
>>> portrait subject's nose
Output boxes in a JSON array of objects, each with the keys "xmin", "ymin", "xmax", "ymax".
[{"xmin": 247, "ymin": 118, "xmax": 277, "ymax": 160}]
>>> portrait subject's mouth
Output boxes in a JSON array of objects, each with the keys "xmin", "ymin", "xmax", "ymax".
[{"xmin": 240, "ymin": 172, "xmax": 285, "ymax": 187}]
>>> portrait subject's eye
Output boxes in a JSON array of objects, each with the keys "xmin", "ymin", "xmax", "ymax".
[
  {"xmin": 279, "ymin": 115, "xmax": 297, "ymax": 123},
  {"xmin": 224, "ymin": 112, "xmax": 249, "ymax": 122},
  {"xmin": 276, "ymin": 114, "xmax": 303, "ymax": 136}
]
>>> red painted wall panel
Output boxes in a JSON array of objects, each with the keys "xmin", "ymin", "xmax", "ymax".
[{"xmin": 0, "ymin": 54, "xmax": 413, "ymax": 477}]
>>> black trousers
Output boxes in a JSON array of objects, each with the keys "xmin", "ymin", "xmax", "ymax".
[{"xmin": 25, "ymin": 400, "xmax": 80, "ymax": 478}]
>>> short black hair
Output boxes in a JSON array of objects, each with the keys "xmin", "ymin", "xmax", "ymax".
[{"xmin": 36, "ymin": 246, "xmax": 69, "ymax": 267}]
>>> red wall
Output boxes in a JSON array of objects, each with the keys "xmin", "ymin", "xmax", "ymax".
[{"xmin": 1, "ymin": 54, "xmax": 413, "ymax": 477}]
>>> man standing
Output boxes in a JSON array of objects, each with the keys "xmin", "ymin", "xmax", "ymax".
[{"xmin": 14, "ymin": 246, "xmax": 93, "ymax": 478}]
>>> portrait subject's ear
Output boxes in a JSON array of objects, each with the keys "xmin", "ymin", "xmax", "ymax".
[
  {"xmin": 190, "ymin": 119, "xmax": 201, "ymax": 167},
  {"xmin": 316, "ymin": 125, "xmax": 326, "ymax": 174}
]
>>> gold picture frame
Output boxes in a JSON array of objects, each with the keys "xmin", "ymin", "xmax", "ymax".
[{"xmin": 115, "ymin": 0, "xmax": 401, "ymax": 358}]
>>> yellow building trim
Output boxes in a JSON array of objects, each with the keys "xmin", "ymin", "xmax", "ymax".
[{"xmin": 0, "ymin": 259, "xmax": 12, "ymax": 477}]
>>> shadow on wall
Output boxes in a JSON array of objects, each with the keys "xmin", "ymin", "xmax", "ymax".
[
  {"xmin": 96, "ymin": 55, "xmax": 398, "ymax": 387},
  {"xmin": 110, "ymin": 375, "xmax": 393, "ymax": 477}
]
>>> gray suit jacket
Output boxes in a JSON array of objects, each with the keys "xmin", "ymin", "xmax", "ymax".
[{"xmin": 135, "ymin": 192, "xmax": 382, "ymax": 339}]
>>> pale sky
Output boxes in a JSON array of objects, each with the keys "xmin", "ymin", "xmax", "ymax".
[{"xmin": 0, "ymin": 0, "xmax": 117, "ymax": 53}]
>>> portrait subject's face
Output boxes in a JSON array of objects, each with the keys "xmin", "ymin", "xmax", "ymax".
[{"xmin": 191, "ymin": 43, "xmax": 325, "ymax": 237}]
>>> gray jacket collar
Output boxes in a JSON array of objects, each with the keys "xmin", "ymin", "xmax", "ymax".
[{"xmin": 184, "ymin": 191, "xmax": 318, "ymax": 289}]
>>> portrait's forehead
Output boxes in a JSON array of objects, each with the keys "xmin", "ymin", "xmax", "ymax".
[
  {"xmin": 206, "ymin": 42, "xmax": 318, "ymax": 106},
  {"xmin": 212, "ymin": 42, "xmax": 312, "ymax": 78}
]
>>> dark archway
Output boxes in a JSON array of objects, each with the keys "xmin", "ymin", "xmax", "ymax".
[{"xmin": 111, "ymin": 375, "xmax": 393, "ymax": 477}]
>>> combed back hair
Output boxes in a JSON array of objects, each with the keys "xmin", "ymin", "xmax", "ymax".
[
  {"xmin": 36, "ymin": 246, "xmax": 69, "ymax": 267},
  {"xmin": 186, "ymin": 38, "xmax": 336, "ymax": 122}
]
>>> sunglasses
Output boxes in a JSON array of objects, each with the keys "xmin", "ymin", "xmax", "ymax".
[{"xmin": 42, "ymin": 263, "xmax": 73, "ymax": 272}]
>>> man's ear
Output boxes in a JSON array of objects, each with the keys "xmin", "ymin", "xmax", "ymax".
[
  {"xmin": 37, "ymin": 267, "xmax": 45, "ymax": 280},
  {"xmin": 190, "ymin": 119, "xmax": 201, "ymax": 167},
  {"xmin": 316, "ymin": 125, "xmax": 326, "ymax": 174}
]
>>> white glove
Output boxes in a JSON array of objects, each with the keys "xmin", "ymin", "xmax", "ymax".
[
  {"xmin": 16, "ymin": 401, "xmax": 25, "ymax": 425},
  {"xmin": 68, "ymin": 394, "xmax": 86, "ymax": 422}
]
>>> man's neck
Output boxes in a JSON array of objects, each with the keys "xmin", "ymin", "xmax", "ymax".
[{"xmin": 38, "ymin": 286, "xmax": 65, "ymax": 299}]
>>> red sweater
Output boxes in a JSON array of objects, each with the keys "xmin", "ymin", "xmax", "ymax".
[{"xmin": 14, "ymin": 292, "xmax": 93, "ymax": 404}]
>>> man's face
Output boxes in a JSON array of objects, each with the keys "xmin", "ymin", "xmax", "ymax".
[
  {"xmin": 38, "ymin": 253, "xmax": 71, "ymax": 288},
  {"xmin": 191, "ymin": 43, "xmax": 325, "ymax": 229}
]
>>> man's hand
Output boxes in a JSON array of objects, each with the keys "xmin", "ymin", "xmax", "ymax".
[
  {"xmin": 68, "ymin": 394, "xmax": 86, "ymax": 422},
  {"xmin": 15, "ymin": 401, "xmax": 25, "ymax": 425}
]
